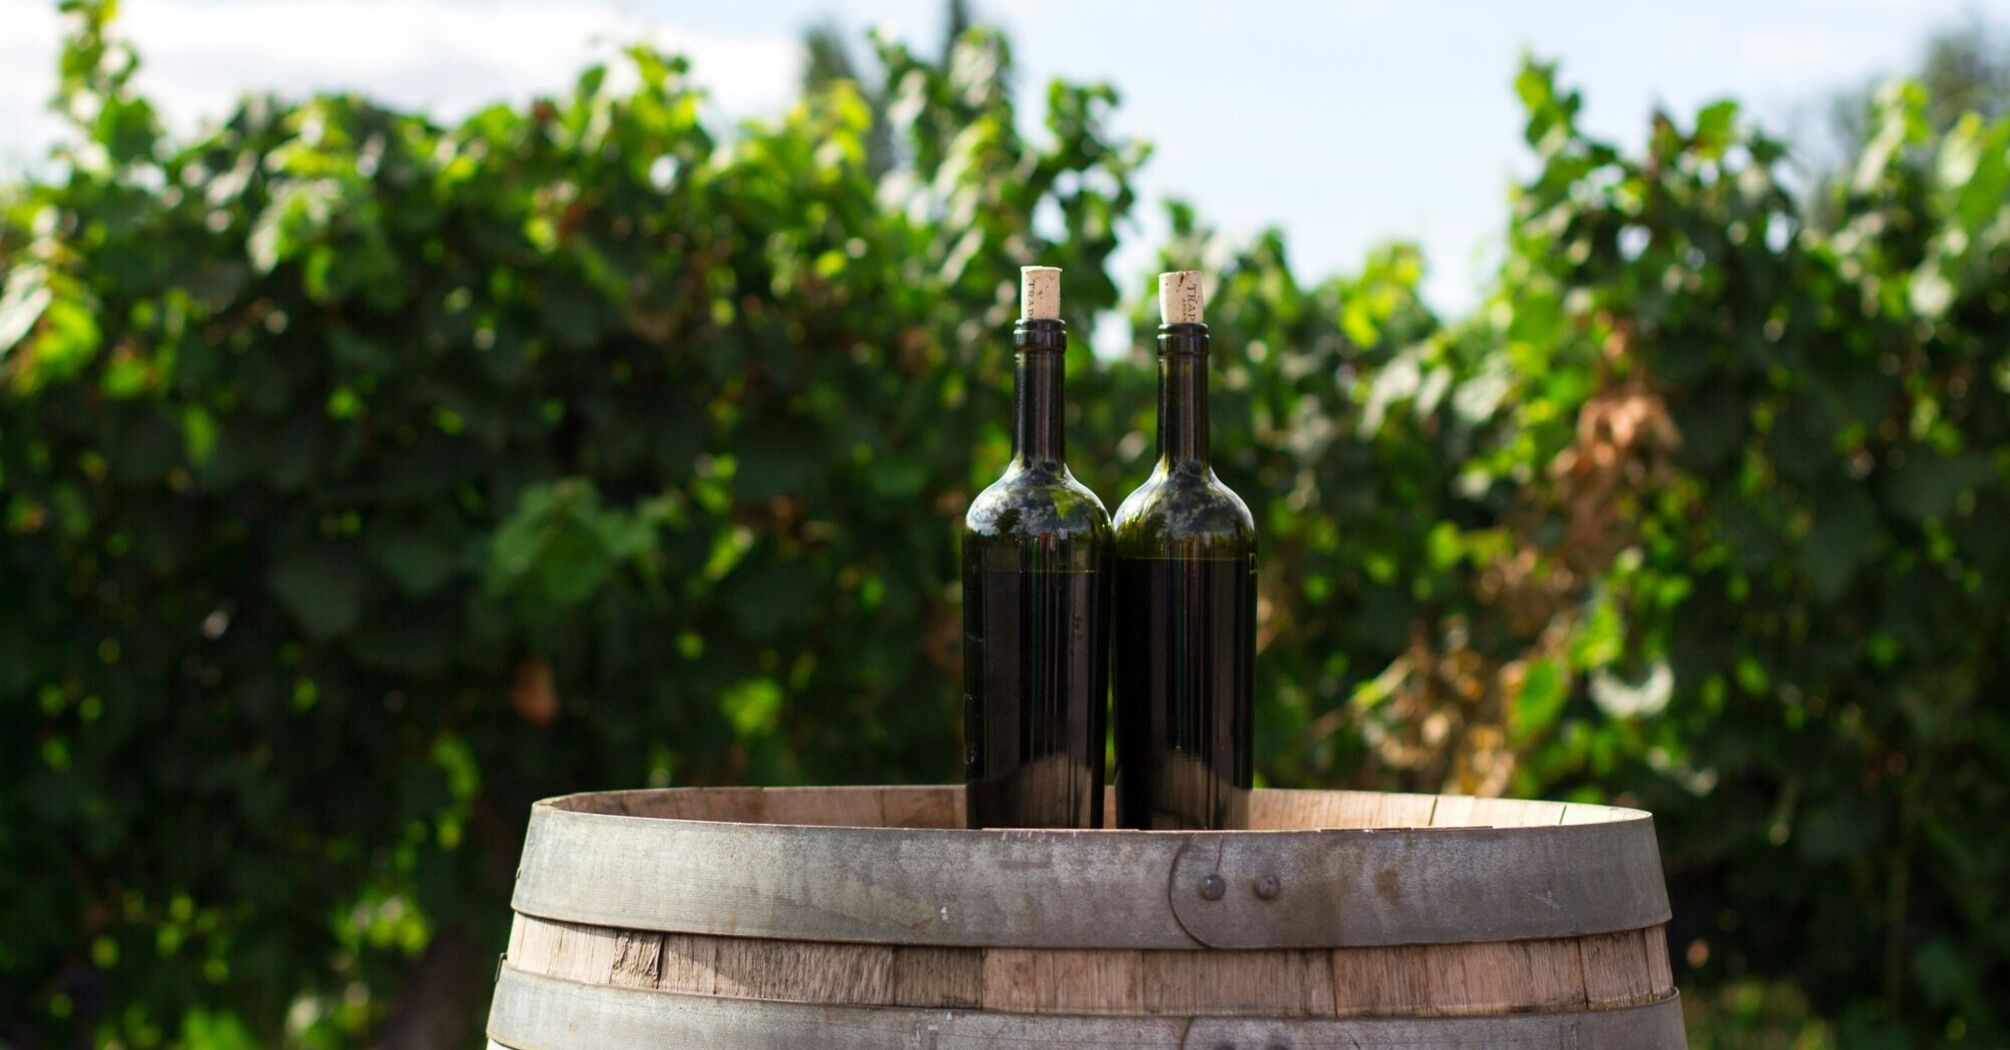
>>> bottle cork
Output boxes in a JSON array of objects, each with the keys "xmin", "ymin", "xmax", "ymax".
[
  {"xmin": 1159, "ymin": 270, "xmax": 1204, "ymax": 324},
  {"xmin": 1020, "ymin": 266, "xmax": 1062, "ymax": 320}
]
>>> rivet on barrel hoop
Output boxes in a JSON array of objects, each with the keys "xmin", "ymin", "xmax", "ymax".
[
  {"xmin": 1253, "ymin": 874, "xmax": 1282, "ymax": 900},
  {"xmin": 1198, "ymin": 874, "xmax": 1227, "ymax": 901}
]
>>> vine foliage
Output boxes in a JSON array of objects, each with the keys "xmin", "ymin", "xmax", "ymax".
[{"xmin": 2, "ymin": 4, "xmax": 2005, "ymax": 1046}]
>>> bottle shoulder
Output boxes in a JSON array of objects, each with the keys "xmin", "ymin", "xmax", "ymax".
[
  {"xmin": 1111, "ymin": 465, "xmax": 1257, "ymax": 556},
  {"xmin": 964, "ymin": 462, "xmax": 1112, "ymax": 542}
]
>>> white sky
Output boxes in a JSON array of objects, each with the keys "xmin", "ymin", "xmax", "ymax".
[{"xmin": 2, "ymin": 0, "xmax": 2004, "ymax": 324}]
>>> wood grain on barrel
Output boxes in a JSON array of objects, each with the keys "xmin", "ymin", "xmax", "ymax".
[
  {"xmin": 506, "ymin": 914, "xmax": 1672, "ymax": 1016},
  {"xmin": 1142, "ymin": 948, "xmax": 1338, "ymax": 1016},
  {"xmin": 490, "ymin": 966, "xmax": 1690, "ymax": 1050},
  {"xmin": 547, "ymin": 785, "xmax": 1637, "ymax": 831},
  {"xmin": 889, "ymin": 945, "xmax": 983, "ymax": 1007},
  {"xmin": 982, "ymin": 948, "xmax": 1144, "ymax": 1013},
  {"xmin": 550, "ymin": 784, "xmax": 963, "ymax": 827},
  {"xmin": 1250, "ymin": 789, "xmax": 1441, "ymax": 830}
]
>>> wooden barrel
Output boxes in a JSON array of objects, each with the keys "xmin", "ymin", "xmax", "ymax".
[{"xmin": 486, "ymin": 786, "xmax": 1683, "ymax": 1049}]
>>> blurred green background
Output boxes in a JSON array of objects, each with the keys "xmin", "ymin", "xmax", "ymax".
[{"xmin": 4, "ymin": 1, "xmax": 2009, "ymax": 1047}]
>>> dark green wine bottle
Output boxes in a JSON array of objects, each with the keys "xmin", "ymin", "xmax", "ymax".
[
  {"xmin": 1113, "ymin": 271, "xmax": 1257, "ymax": 830},
  {"xmin": 962, "ymin": 267, "xmax": 1111, "ymax": 830}
]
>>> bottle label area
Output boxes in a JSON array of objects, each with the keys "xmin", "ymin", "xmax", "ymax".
[
  {"xmin": 1114, "ymin": 555, "xmax": 1257, "ymax": 830},
  {"xmin": 964, "ymin": 565, "xmax": 1109, "ymax": 829}
]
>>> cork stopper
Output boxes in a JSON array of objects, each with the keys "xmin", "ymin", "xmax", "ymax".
[
  {"xmin": 1158, "ymin": 270, "xmax": 1205, "ymax": 324},
  {"xmin": 1020, "ymin": 266, "xmax": 1062, "ymax": 320}
]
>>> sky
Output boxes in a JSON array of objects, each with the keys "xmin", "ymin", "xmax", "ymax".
[{"xmin": 2, "ymin": 0, "xmax": 2004, "ymax": 326}]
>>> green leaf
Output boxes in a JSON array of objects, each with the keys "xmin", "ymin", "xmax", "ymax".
[
  {"xmin": 1910, "ymin": 938, "xmax": 1973, "ymax": 1009},
  {"xmin": 0, "ymin": 263, "xmax": 53, "ymax": 354},
  {"xmin": 1797, "ymin": 798, "xmax": 1882, "ymax": 862},
  {"xmin": 487, "ymin": 480, "xmax": 657, "ymax": 622},
  {"xmin": 1513, "ymin": 658, "xmax": 1568, "ymax": 739},
  {"xmin": 1569, "ymin": 592, "xmax": 1625, "ymax": 670},
  {"xmin": 735, "ymin": 431, "xmax": 821, "ymax": 500},
  {"xmin": 347, "ymin": 609, "xmax": 454, "ymax": 674},
  {"xmin": 723, "ymin": 560, "xmax": 814, "ymax": 638},
  {"xmin": 1798, "ymin": 489, "xmax": 1883, "ymax": 602},
  {"xmin": 867, "ymin": 457, "xmax": 927, "ymax": 498},
  {"xmin": 1693, "ymin": 99, "xmax": 1738, "ymax": 154},
  {"xmin": 269, "ymin": 546, "xmax": 366, "ymax": 639},
  {"xmin": 247, "ymin": 179, "xmax": 341, "ymax": 273},
  {"xmin": 1885, "ymin": 450, "xmax": 1996, "ymax": 522},
  {"xmin": 368, "ymin": 524, "xmax": 462, "ymax": 596},
  {"xmin": 718, "ymin": 678, "xmax": 783, "ymax": 738}
]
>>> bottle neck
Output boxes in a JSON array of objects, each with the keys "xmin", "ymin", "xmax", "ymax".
[
  {"xmin": 1012, "ymin": 319, "xmax": 1067, "ymax": 467},
  {"xmin": 1156, "ymin": 324, "xmax": 1210, "ymax": 470}
]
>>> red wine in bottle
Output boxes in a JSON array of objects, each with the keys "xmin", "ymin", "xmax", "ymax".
[
  {"xmin": 1112, "ymin": 271, "xmax": 1257, "ymax": 830},
  {"xmin": 962, "ymin": 267, "xmax": 1112, "ymax": 830}
]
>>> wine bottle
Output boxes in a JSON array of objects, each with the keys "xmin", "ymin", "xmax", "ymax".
[
  {"xmin": 962, "ymin": 266, "xmax": 1112, "ymax": 830},
  {"xmin": 1113, "ymin": 271, "xmax": 1257, "ymax": 830}
]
